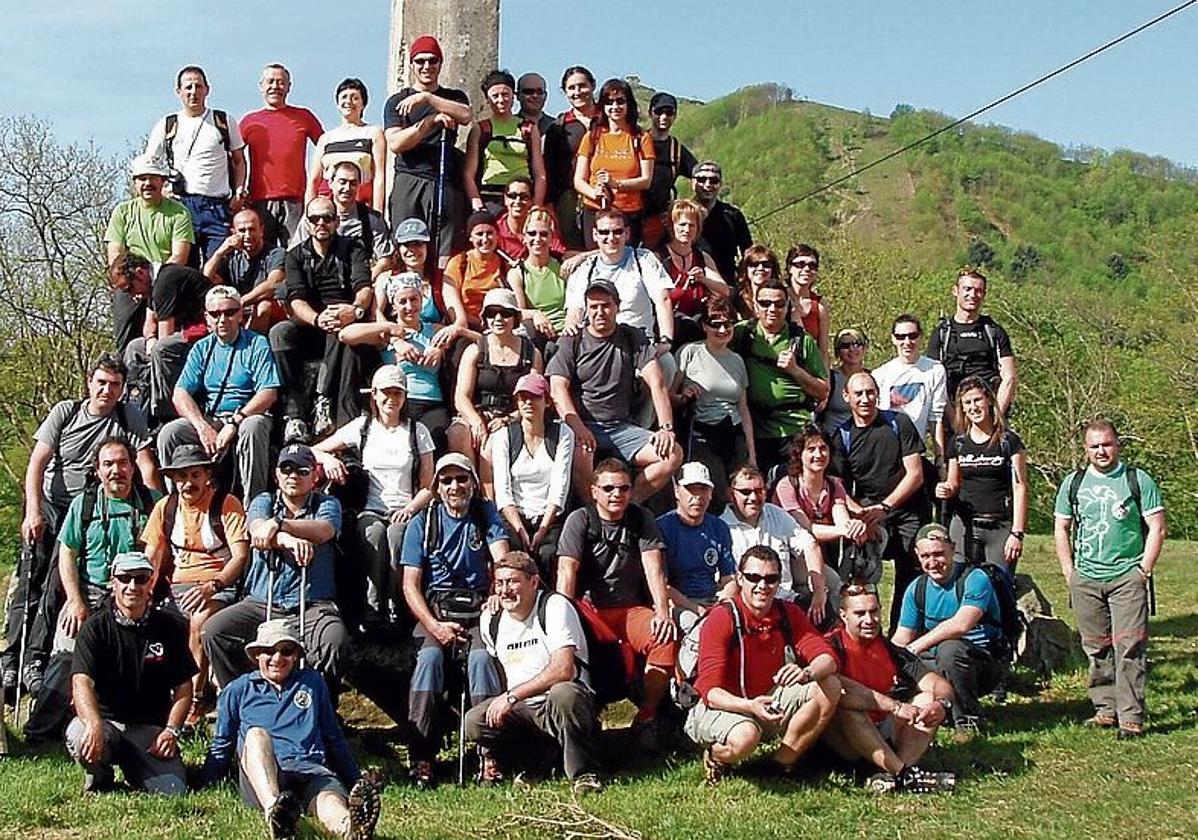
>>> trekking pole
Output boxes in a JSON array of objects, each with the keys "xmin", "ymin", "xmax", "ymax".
[
  {"xmin": 430, "ymin": 128, "xmax": 449, "ymax": 269},
  {"xmin": 1148, "ymin": 576, "xmax": 1156, "ymax": 617},
  {"xmin": 265, "ymin": 550, "xmax": 280, "ymax": 622},
  {"xmin": 457, "ymin": 636, "xmax": 471, "ymax": 787},
  {"xmin": 13, "ymin": 540, "xmax": 34, "ymax": 727},
  {"xmin": 298, "ymin": 564, "xmax": 308, "ymax": 669}
]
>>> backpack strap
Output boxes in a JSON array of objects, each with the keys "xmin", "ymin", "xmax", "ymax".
[
  {"xmin": 980, "ymin": 316, "xmax": 1001, "ymax": 371},
  {"xmin": 355, "ymin": 202, "xmax": 375, "ymax": 262},
  {"xmin": 935, "ymin": 317, "xmax": 951, "ymax": 364},
  {"xmin": 163, "ymin": 114, "xmax": 179, "ymax": 169},
  {"xmin": 76, "ymin": 477, "xmax": 102, "ymax": 564},
  {"xmin": 1124, "ymin": 465, "xmax": 1149, "ymax": 541},
  {"xmin": 506, "ymin": 421, "xmax": 524, "ymax": 470},
  {"xmin": 488, "ymin": 607, "xmax": 502, "ymax": 650},
  {"xmin": 408, "ymin": 418, "xmax": 419, "ymax": 498},
  {"xmin": 913, "ymin": 574, "xmax": 931, "ymax": 632},
  {"xmin": 1066, "ymin": 466, "xmax": 1086, "ymax": 559},
  {"xmin": 212, "ymin": 109, "xmax": 231, "ymax": 152},
  {"xmin": 209, "ymin": 487, "xmax": 229, "ymax": 548},
  {"xmin": 52, "ymin": 399, "xmax": 86, "ymax": 481}
]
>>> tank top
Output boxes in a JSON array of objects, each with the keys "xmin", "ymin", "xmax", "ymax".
[
  {"xmin": 659, "ymin": 246, "xmax": 707, "ymax": 317},
  {"xmin": 519, "ymin": 259, "xmax": 567, "ymax": 330},
  {"xmin": 798, "ymin": 290, "xmax": 823, "ymax": 340},
  {"xmin": 480, "ymin": 115, "xmax": 530, "ymax": 190},
  {"xmin": 474, "ymin": 334, "xmax": 534, "ymax": 413},
  {"xmin": 318, "ymin": 124, "xmax": 376, "ymax": 204}
]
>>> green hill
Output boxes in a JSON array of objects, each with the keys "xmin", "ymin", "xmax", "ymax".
[{"xmin": 632, "ymin": 82, "xmax": 1198, "ymax": 534}]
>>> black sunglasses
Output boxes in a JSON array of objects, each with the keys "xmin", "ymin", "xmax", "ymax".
[
  {"xmin": 279, "ymin": 465, "xmax": 312, "ymax": 476},
  {"xmin": 114, "ymin": 572, "xmax": 152, "ymax": 586},
  {"xmin": 741, "ymin": 571, "xmax": 781, "ymax": 586}
]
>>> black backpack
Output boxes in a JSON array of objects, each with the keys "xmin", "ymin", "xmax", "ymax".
[
  {"xmin": 912, "ymin": 563, "xmax": 1023, "ymax": 662},
  {"xmin": 506, "ymin": 419, "xmax": 562, "ymax": 469},
  {"xmin": 934, "ymin": 315, "xmax": 1002, "ymax": 377},
  {"xmin": 163, "ymin": 109, "xmax": 233, "ymax": 187},
  {"xmin": 485, "ymin": 589, "xmax": 597, "ymax": 687},
  {"xmin": 335, "ymin": 414, "xmax": 420, "ymax": 513}
]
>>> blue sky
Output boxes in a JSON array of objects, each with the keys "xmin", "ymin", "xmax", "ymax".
[{"xmin": 3, "ymin": 1, "xmax": 1196, "ymax": 166}]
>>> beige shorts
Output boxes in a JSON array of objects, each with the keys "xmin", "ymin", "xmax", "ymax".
[{"xmin": 685, "ymin": 680, "xmax": 817, "ymax": 746}]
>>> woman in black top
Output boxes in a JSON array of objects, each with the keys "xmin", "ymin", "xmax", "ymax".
[{"xmin": 935, "ymin": 376, "xmax": 1028, "ymax": 570}]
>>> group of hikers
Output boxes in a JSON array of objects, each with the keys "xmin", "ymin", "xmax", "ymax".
[{"xmin": 0, "ymin": 37, "xmax": 1168, "ymax": 840}]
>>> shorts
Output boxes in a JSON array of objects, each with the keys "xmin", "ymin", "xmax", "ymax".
[
  {"xmin": 586, "ymin": 420, "xmax": 653, "ymax": 462},
  {"xmin": 170, "ymin": 581, "xmax": 237, "ymax": 607},
  {"xmin": 684, "ymin": 680, "xmax": 817, "ymax": 746},
  {"xmin": 239, "ymin": 762, "xmax": 346, "ymax": 810},
  {"xmin": 596, "ymin": 605, "xmax": 678, "ymax": 669}
]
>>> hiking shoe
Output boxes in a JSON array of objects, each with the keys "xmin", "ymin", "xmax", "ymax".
[
  {"xmin": 865, "ymin": 772, "xmax": 898, "ymax": 794},
  {"xmin": 702, "ymin": 747, "xmax": 728, "ymax": 786},
  {"xmin": 1117, "ymin": 722, "xmax": 1145, "ymax": 740},
  {"xmin": 630, "ymin": 717, "xmax": 661, "ymax": 753},
  {"xmin": 1083, "ymin": 713, "xmax": 1118, "ymax": 729},
  {"xmin": 571, "ymin": 773, "xmax": 603, "ymax": 796},
  {"xmin": 313, "ymin": 397, "xmax": 333, "ymax": 437},
  {"xmin": 82, "ymin": 768, "xmax": 116, "ymax": 796},
  {"xmin": 2, "ymin": 668, "xmax": 16, "ymax": 706},
  {"xmin": 266, "ymin": 790, "xmax": 302, "ymax": 839},
  {"xmin": 410, "ymin": 759, "xmax": 436, "ymax": 790},
  {"xmin": 477, "ymin": 753, "xmax": 504, "ymax": 786},
  {"xmin": 897, "ymin": 764, "xmax": 957, "ymax": 794},
  {"xmin": 283, "ymin": 417, "xmax": 310, "ymax": 445},
  {"xmin": 952, "ymin": 715, "xmax": 982, "ymax": 744},
  {"xmin": 345, "ymin": 777, "xmax": 381, "ymax": 840},
  {"xmin": 512, "ymin": 771, "xmax": 535, "ymax": 792}
]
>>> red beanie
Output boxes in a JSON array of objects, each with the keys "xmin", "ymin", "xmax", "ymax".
[{"xmin": 409, "ymin": 35, "xmax": 443, "ymax": 62}]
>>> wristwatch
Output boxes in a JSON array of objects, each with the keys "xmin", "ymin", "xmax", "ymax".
[
  {"xmin": 1010, "ymin": 530, "xmax": 1025, "ymax": 541},
  {"xmin": 660, "ymin": 422, "xmax": 674, "ymax": 432},
  {"xmin": 879, "ymin": 502, "xmax": 893, "ymax": 514},
  {"xmin": 506, "ymin": 692, "xmax": 519, "ymax": 706},
  {"xmin": 164, "ymin": 724, "xmax": 181, "ymax": 738},
  {"xmin": 353, "ymin": 305, "xmax": 366, "ymax": 321}
]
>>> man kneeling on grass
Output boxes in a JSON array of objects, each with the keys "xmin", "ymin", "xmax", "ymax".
[
  {"xmin": 468, "ymin": 551, "xmax": 603, "ymax": 795},
  {"xmin": 195, "ymin": 619, "xmax": 380, "ymax": 840},
  {"xmin": 822, "ymin": 582, "xmax": 956, "ymax": 794},
  {"xmin": 685, "ymin": 545, "xmax": 840, "ymax": 785}
]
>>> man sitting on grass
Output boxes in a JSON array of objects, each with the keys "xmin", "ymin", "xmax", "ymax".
[{"xmin": 685, "ymin": 545, "xmax": 840, "ymax": 784}]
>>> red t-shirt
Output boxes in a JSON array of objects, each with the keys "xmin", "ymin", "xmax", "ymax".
[
  {"xmin": 825, "ymin": 626, "xmax": 898, "ymax": 723},
  {"xmin": 694, "ymin": 595, "xmax": 833, "ymax": 702},
  {"xmin": 240, "ymin": 106, "xmax": 324, "ymax": 200}
]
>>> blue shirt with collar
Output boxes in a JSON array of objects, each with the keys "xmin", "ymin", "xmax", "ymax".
[
  {"xmin": 176, "ymin": 328, "xmax": 281, "ymax": 416},
  {"xmin": 245, "ymin": 491, "xmax": 341, "ymax": 610}
]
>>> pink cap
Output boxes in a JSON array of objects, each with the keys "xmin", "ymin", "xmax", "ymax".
[{"xmin": 513, "ymin": 371, "xmax": 549, "ymax": 397}]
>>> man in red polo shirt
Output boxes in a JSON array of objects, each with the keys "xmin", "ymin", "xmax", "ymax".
[{"xmin": 822, "ymin": 583, "xmax": 956, "ymax": 793}]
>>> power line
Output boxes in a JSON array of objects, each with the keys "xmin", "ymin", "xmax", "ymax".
[{"xmin": 748, "ymin": 0, "xmax": 1198, "ymax": 227}]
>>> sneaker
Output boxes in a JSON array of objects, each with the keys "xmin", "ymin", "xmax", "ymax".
[
  {"xmin": 266, "ymin": 790, "xmax": 302, "ymax": 839},
  {"xmin": 865, "ymin": 772, "xmax": 898, "ymax": 794},
  {"xmin": 1083, "ymin": 713, "xmax": 1118, "ymax": 729},
  {"xmin": 410, "ymin": 759, "xmax": 436, "ymax": 790},
  {"xmin": 897, "ymin": 764, "xmax": 957, "ymax": 794},
  {"xmin": 512, "ymin": 771, "xmax": 535, "ymax": 792},
  {"xmin": 313, "ymin": 397, "xmax": 333, "ymax": 437},
  {"xmin": 283, "ymin": 417, "xmax": 310, "ymax": 444},
  {"xmin": 477, "ymin": 753, "xmax": 504, "ymax": 786},
  {"xmin": 1117, "ymin": 722, "xmax": 1145, "ymax": 740},
  {"xmin": 571, "ymin": 773, "xmax": 603, "ymax": 796},
  {"xmin": 952, "ymin": 715, "xmax": 982, "ymax": 744},
  {"xmin": 22, "ymin": 665, "xmax": 43, "ymax": 700},
  {"xmin": 345, "ymin": 777, "xmax": 381, "ymax": 840},
  {"xmin": 630, "ymin": 717, "xmax": 660, "ymax": 753},
  {"xmin": 82, "ymin": 768, "xmax": 116, "ymax": 796},
  {"xmin": 702, "ymin": 747, "xmax": 728, "ymax": 786}
]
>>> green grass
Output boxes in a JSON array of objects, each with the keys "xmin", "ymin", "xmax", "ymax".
[{"xmin": 2, "ymin": 536, "xmax": 1196, "ymax": 840}]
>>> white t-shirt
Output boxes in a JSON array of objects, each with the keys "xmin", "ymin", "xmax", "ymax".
[
  {"xmin": 146, "ymin": 109, "xmax": 245, "ymax": 198},
  {"xmin": 491, "ymin": 422, "xmax": 575, "ymax": 518},
  {"xmin": 720, "ymin": 502, "xmax": 815, "ymax": 595},
  {"xmin": 481, "ymin": 591, "xmax": 591, "ymax": 701},
  {"xmin": 565, "ymin": 247, "xmax": 672, "ymax": 337},
  {"xmin": 329, "ymin": 416, "xmax": 435, "ymax": 512},
  {"xmin": 873, "ymin": 355, "xmax": 947, "ymax": 440}
]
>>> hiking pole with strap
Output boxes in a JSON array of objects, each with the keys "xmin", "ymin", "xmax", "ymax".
[
  {"xmin": 13, "ymin": 540, "xmax": 35, "ymax": 727},
  {"xmin": 430, "ymin": 128, "xmax": 449, "ymax": 268},
  {"xmin": 456, "ymin": 635, "xmax": 471, "ymax": 787},
  {"xmin": 265, "ymin": 549, "xmax": 282, "ymax": 621},
  {"xmin": 298, "ymin": 563, "xmax": 308, "ymax": 669}
]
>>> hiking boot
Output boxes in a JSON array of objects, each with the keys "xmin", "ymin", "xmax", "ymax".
[
  {"xmin": 22, "ymin": 665, "xmax": 43, "ymax": 700},
  {"xmin": 1117, "ymin": 722, "xmax": 1145, "ymax": 740},
  {"xmin": 410, "ymin": 760, "xmax": 436, "ymax": 790},
  {"xmin": 283, "ymin": 417, "xmax": 310, "ymax": 445},
  {"xmin": 2, "ymin": 668, "xmax": 16, "ymax": 706},
  {"xmin": 865, "ymin": 772, "xmax": 898, "ymax": 794},
  {"xmin": 630, "ymin": 717, "xmax": 660, "ymax": 753},
  {"xmin": 702, "ymin": 747, "xmax": 728, "ymax": 786},
  {"xmin": 477, "ymin": 753, "xmax": 504, "ymax": 786},
  {"xmin": 512, "ymin": 771, "xmax": 535, "ymax": 792},
  {"xmin": 571, "ymin": 773, "xmax": 603, "ymax": 796},
  {"xmin": 266, "ymin": 790, "xmax": 302, "ymax": 839},
  {"xmin": 82, "ymin": 768, "xmax": 116, "ymax": 796},
  {"xmin": 897, "ymin": 764, "xmax": 957, "ymax": 794},
  {"xmin": 1083, "ymin": 713, "xmax": 1118, "ymax": 729},
  {"xmin": 952, "ymin": 715, "xmax": 982, "ymax": 744},
  {"xmin": 313, "ymin": 397, "xmax": 333, "ymax": 437},
  {"xmin": 344, "ymin": 777, "xmax": 381, "ymax": 840}
]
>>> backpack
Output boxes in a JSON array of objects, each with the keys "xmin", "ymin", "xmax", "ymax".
[
  {"xmin": 335, "ymin": 415, "xmax": 420, "ymax": 513},
  {"xmin": 555, "ymin": 323, "xmax": 646, "ymax": 404},
  {"xmin": 75, "ymin": 469, "xmax": 154, "ymax": 566},
  {"xmin": 912, "ymin": 563, "xmax": 1023, "ymax": 662},
  {"xmin": 476, "ymin": 117, "xmax": 535, "ymax": 189},
  {"xmin": 163, "ymin": 109, "xmax": 232, "ymax": 188},
  {"xmin": 506, "ymin": 419, "xmax": 562, "ymax": 469},
  {"xmin": 156, "ymin": 487, "xmax": 230, "ymax": 585},
  {"xmin": 934, "ymin": 315, "xmax": 1002, "ymax": 376},
  {"xmin": 836, "ymin": 409, "xmax": 903, "ymax": 457}
]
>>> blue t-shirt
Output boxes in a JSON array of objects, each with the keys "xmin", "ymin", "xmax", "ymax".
[
  {"xmin": 401, "ymin": 500, "xmax": 507, "ymax": 593},
  {"xmin": 383, "ymin": 321, "xmax": 442, "ymax": 403},
  {"xmin": 176, "ymin": 329, "xmax": 282, "ymax": 416},
  {"xmin": 245, "ymin": 491, "xmax": 342, "ymax": 609},
  {"xmin": 656, "ymin": 511, "xmax": 735, "ymax": 601},
  {"xmin": 898, "ymin": 564, "xmax": 1001, "ymax": 649}
]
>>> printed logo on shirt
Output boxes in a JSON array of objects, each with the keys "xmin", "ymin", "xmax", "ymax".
[
  {"xmin": 468, "ymin": 525, "xmax": 484, "ymax": 552},
  {"xmin": 293, "ymin": 688, "xmax": 312, "ymax": 710},
  {"xmin": 145, "ymin": 642, "xmax": 165, "ymax": 662},
  {"xmin": 703, "ymin": 547, "xmax": 720, "ymax": 568},
  {"xmin": 889, "ymin": 383, "xmax": 923, "ymax": 408},
  {"xmin": 959, "ymin": 454, "xmax": 1005, "ymax": 469}
]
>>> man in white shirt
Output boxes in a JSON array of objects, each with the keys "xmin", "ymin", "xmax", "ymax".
[
  {"xmin": 468, "ymin": 552, "xmax": 602, "ymax": 794},
  {"xmin": 145, "ymin": 66, "xmax": 248, "ymax": 263},
  {"xmin": 874, "ymin": 314, "xmax": 947, "ymax": 459}
]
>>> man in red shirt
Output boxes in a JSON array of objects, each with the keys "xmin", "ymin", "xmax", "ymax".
[
  {"xmin": 240, "ymin": 63, "xmax": 323, "ymax": 249},
  {"xmin": 822, "ymin": 583, "xmax": 956, "ymax": 793},
  {"xmin": 685, "ymin": 545, "xmax": 840, "ymax": 784}
]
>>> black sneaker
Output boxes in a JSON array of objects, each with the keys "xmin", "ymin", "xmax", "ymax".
[
  {"xmin": 82, "ymin": 768, "xmax": 116, "ymax": 796},
  {"xmin": 897, "ymin": 764, "xmax": 957, "ymax": 794},
  {"xmin": 410, "ymin": 759, "xmax": 436, "ymax": 790},
  {"xmin": 345, "ymin": 777, "xmax": 381, "ymax": 840},
  {"xmin": 267, "ymin": 790, "xmax": 302, "ymax": 839}
]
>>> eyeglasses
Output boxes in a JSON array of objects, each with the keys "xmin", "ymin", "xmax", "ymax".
[
  {"xmin": 694, "ymin": 175, "xmax": 720, "ymax": 184},
  {"xmin": 837, "ymin": 340, "xmax": 865, "ymax": 350},
  {"xmin": 755, "ymin": 298, "xmax": 786, "ymax": 310},
  {"xmin": 892, "ymin": 332, "xmax": 921, "ymax": 341},
  {"xmin": 740, "ymin": 571, "xmax": 781, "ymax": 586},
  {"xmin": 791, "ymin": 259, "xmax": 818, "ymax": 270},
  {"xmin": 307, "ymin": 213, "xmax": 336, "ymax": 224},
  {"xmin": 705, "ymin": 320, "xmax": 732, "ymax": 332},
  {"xmin": 519, "ymin": 87, "xmax": 546, "ymax": 96},
  {"xmin": 603, "ymin": 97, "xmax": 628, "ymax": 106},
  {"xmin": 207, "ymin": 307, "xmax": 240, "ymax": 319},
  {"xmin": 412, "ymin": 57, "xmax": 441, "ymax": 67},
  {"xmin": 114, "ymin": 572, "xmax": 152, "ymax": 586},
  {"xmin": 505, "ymin": 191, "xmax": 532, "ymax": 201},
  {"xmin": 840, "ymin": 582, "xmax": 879, "ymax": 596},
  {"xmin": 652, "ymin": 107, "xmax": 676, "ymax": 116},
  {"xmin": 746, "ymin": 260, "xmax": 772, "ymax": 269},
  {"xmin": 732, "ymin": 486, "xmax": 764, "ymax": 496},
  {"xmin": 595, "ymin": 227, "xmax": 626, "ymax": 237},
  {"xmin": 525, "ymin": 228, "xmax": 550, "ymax": 239},
  {"xmin": 439, "ymin": 474, "xmax": 472, "ymax": 486},
  {"xmin": 279, "ymin": 465, "xmax": 312, "ymax": 476},
  {"xmin": 598, "ymin": 483, "xmax": 631, "ymax": 494}
]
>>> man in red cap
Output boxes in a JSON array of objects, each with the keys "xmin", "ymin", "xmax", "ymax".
[{"xmin": 383, "ymin": 36, "xmax": 472, "ymax": 262}]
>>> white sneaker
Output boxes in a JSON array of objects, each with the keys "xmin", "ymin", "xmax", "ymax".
[{"xmin": 283, "ymin": 417, "xmax": 310, "ymax": 444}]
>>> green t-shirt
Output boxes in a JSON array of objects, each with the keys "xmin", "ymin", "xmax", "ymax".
[
  {"xmin": 58, "ymin": 490, "xmax": 158, "ymax": 587},
  {"xmin": 521, "ymin": 259, "xmax": 567, "ymax": 330},
  {"xmin": 103, "ymin": 197, "xmax": 195, "ymax": 264},
  {"xmin": 734, "ymin": 320, "xmax": 827, "ymax": 439},
  {"xmin": 1053, "ymin": 463, "xmax": 1163, "ymax": 582},
  {"xmin": 481, "ymin": 114, "xmax": 531, "ymax": 188}
]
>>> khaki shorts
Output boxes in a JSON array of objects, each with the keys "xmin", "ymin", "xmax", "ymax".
[{"xmin": 685, "ymin": 679, "xmax": 816, "ymax": 746}]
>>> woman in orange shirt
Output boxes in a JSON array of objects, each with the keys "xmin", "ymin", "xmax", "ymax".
[
  {"xmin": 572, "ymin": 78, "xmax": 655, "ymax": 248},
  {"xmin": 443, "ymin": 211, "xmax": 506, "ymax": 331}
]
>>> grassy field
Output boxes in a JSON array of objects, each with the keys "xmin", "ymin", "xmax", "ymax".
[{"xmin": 1, "ymin": 536, "xmax": 1195, "ymax": 840}]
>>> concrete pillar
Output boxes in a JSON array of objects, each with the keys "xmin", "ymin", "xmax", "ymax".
[{"xmin": 387, "ymin": 0, "xmax": 501, "ymax": 97}]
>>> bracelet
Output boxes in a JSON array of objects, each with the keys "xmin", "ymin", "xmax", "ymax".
[{"xmin": 1010, "ymin": 530, "xmax": 1025, "ymax": 541}]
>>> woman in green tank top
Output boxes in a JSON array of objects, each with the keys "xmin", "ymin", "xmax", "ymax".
[
  {"xmin": 508, "ymin": 207, "xmax": 566, "ymax": 344},
  {"xmin": 464, "ymin": 70, "xmax": 547, "ymax": 215}
]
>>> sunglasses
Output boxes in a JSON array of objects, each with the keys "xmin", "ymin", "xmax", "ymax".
[
  {"xmin": 791, "ymin": 259, "xmax": 819, "ymax": 270},
  {"xmin": 652, "ymin": 107, "xmax": 676, "ymax": 116},
  {"xmin": 439, "ymin": 473, "xmax": 472, "ymax": 486},
  {"xmin": 412, "ymin": 57, "xmax": 441, "ymax": 67},
  {"xmin": 519, "ymin": 87, "xmax": 546, "ymax": 96},
  {"xmin": 525, "ymin": 229, "xmax": 550, "ymax": 238},
  {"xmin": 732, "ymin": 486, "xmax": 764, "ymax": 496},
  {"xmin": 114, "ymin": 572, "xmax": 152, "ymax": 586},
  {"xmin": 747, "ymin": 260, "xmax": 773, "ymax": 269},
  {"xmin": 267, "ymin": 645, "xmax": 301, "ymax": 658},
  {"xmin": 837, "ymin": 340, "xmax": 866, "ymax": 350},
  {"xmin": 705, "ymin": 320, "xmax": 732, "ymax": 332},
  {"xmin": 505, "ymin": 191, "xmax": 532, "ymax": 201},
  {"xmin": 892, "ymin": 332, "xmax": 921, "ymax": 341},
  {"xmin": 207, "ymin": 307, "xmax": 240, "ymax": 319},
  {"xmin": 307, "ymin": 214, "xmax": 336, "ymax": 224},
  {"xmin": 598, "ymin": 483, "xmax": 631, "ymax": 494},
  {"xmin": 279, "ymin": 465, "xmax": 312, "ymax": 476},
  {"xmin": 756, "ymin": 298, "xmax": 786, "ymax": 310},
  {"xmin": 595, "ymin": 227, "xmax": 626, "ymax": 237},
  {"xmin": 740, "ymin": 571, "xmax": 781, "ymax": 586},
  {"xmin": 694, "ymin": 175, "xmax": 721, "ymax": 184},
  {"xmin": 840, "ymin": 582, "xmax": 880, "ymax": 596}
]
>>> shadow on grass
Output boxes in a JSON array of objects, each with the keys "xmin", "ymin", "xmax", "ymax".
[{"xmin": 1149, "ymin": 612, "xmax": 1198, "ymax": 639}]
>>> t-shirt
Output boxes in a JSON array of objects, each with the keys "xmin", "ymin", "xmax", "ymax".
[
  {"xmin": 35, "ymin": 400, "xmax": 153, "ymax": 506},
  {"xmin": 830, "ymin": 411, "xmax": 924, "ymax": 505},
  {"xmin": 388, "ymin": 321, "xmax": 442, "ymax": 402},
  {"xmin": 240, "ymin": 106, "xmax": 324, "ymax": 200},
  {"xmin": 317, "ymin": 123, "xmax": 378, "ymax": 201},
  {"xmin": 952, "ymin": 429, "xmax": 1024, "ymax": 519},
  {"xmin": 773, "ymin": 475, "xmax": 848, "ymax": 528},
  {"xmin": 58, "ymin": 491, "xmax": 154, "ymax": 588},
  {"xmin": 720, "ymin": 503, "xmax": 814, "ymax": 596},
  {"xmin": 479, "ymin": 114, "xmax": 531, "ymax": 188},
  {"xmin": 564, "ymin": 248, "xmax": 672, "ymax": 337},
  {"xmin": 176, "ymin": 329, "xmax": 282, "ymax": 416},
  {"xmin": 734, "ymin": 320, "xmax": 828, "ymax": 439},
  {"xmin": 1053, "ymin": 463, "xmax": 1163, "ymax": 582},
  {"xmin": 546, "ymin": 325, "xmax": 654, "ymax": 424},
  {"xmin": 873, "ymin": 356, "xmax": 948, "ymax": 440},
  {"xmin": 898, "ymin": 565, "xmax": 1002, "ymax": 650},
  {"xmin": 825, "ymin": 627, "xmax": 929, "ymax": 723},
  {"xmin": 284, "ymin": 235, "xmax": 370, "ymax": 308},
  {"xmin": 152, "ymin": 264, "xmax": 210, "ymax": 329},
  {"xmin": 104, "ymin": 198, "xmax": 195, "ymax": 263},
  {"xmin": 141, "ymin": 489, "xmax": 248, "ymax": 584},
  {"xmin": 656, "ymin": 511, "xmax": 735, "ymax": 601},
  {"xmin": 644, "ymin": 136, "xmax": 697, "ymax": 215},
  {"xmin": 72, "ymin": 603, "xmax": 197, "ymax": 726},
  {"xmin": 298, "ymin": 204, "xmax": 394, "ymax": 264},
  {"xmin": 383, "ymin": 86, "xmax": 470, "ymax": 179},
  {"xmin": 557, "ymin": 504, "xmax": 664, "ymax": 609},
  {"xmin": 400, "ymin": 501, "xmax": 508, "ymax": 593},
  {"xmin": 515, "ymin": 259, "xmax": 567, "ymax": 330},
  {"xmin": 146, "ymin": 108, "xmax": 245, "ymax": 198},
  {"xmin": 696, "ymin": 200, "xmax": 751, "ymax": 283},
  {"xmin": 926, "ymin": 315, "xmax": 1014, "ymax": 399},
  {"xmin": 481, "ymin": 591, "xmax": 592, "ymax": 700},
  {"xmin": 576, "ymin": 128, "xmax": 656, "ymax": 213},
  {"xmin": 244, "ymin": 491, "xmax": 341, "ymax": 609},
  {"xmin": 496, "ymin": 215, "xmax": 566, "ymax": 263},
  {"xmin": 219, "ymin": 246, "xmax": 286, "ymax": 296},
  {"xmin": 676, "ymin": 341, "xmax": 748, "ymax": 425},
  {"xmin": 328, "ymin": 416, "xmax": 435, "ymax": 512},
  {"xmin": 444, "ymin": 250, "xmax": 504, "ymax": 324}
]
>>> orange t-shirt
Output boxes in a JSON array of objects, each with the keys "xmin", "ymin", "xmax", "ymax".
[
  {"xmin": 577, "ymin": 128, "xmax": 656, "ymax": 213},
  {"xmin": 445, "ymin": 250, "xmax": 504, "ymax": 324},
  {"xmin": 142, "ymin": 490, "xmax": 249, "ymax": 584}
]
